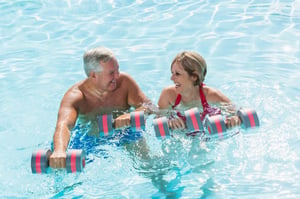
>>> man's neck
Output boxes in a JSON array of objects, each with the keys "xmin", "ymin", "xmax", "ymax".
[{"xmin": 80, "ymin": 79, "xmax": 110, "ymax": 101}]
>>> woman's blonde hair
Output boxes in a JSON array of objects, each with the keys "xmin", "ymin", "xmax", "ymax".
[{"xmin": 171, "ymin": 51, "xmax": 207, "ymax": 85}]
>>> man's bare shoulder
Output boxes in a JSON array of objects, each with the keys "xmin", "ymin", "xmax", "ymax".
[
  {"xmin": 118, "ymin": 72, "xmax": 136, "ymax": 82},
  {"xmin": 62, "ymin": 80, "xmax": 85, "ymax": 104},
  {"xmin": 117, "ymin": 72, "xmax": 140, "ymax": 89}
]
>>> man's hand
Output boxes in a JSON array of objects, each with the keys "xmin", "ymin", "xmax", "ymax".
[
  {"xmin": 49, "ymin": 151, "xmax": 66, "ymax": 169},
  {"xmin": 114, "ymin": 113, "xmax": 131, "ymax": 129}
]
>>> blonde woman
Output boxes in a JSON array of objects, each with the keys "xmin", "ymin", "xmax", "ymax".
[{"xmin": 158, "ymin": 51, "xmax": 240, "ymax": 130}]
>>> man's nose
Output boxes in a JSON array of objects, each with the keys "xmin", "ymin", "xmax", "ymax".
[{"xmin": 114, "ymin": 71, "xmax": 120, "ymax": 79}]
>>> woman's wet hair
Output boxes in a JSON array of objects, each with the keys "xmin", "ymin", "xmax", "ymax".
[
  {"xmin": 171, "ymin": 51, "xmax": 207, "ymax": 85},
  {"xmin": 83, "ymin": 46, "xmax": 114, "ymax": 77}
]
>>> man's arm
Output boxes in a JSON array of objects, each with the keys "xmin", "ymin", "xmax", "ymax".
[
  {"xmin": 126, "ymin": 74, "xmax": 149, "ymax": 108},
  {"xmin": 49, "ymin": 88, "xmax": 80, "ymax": 168},
  {"xmin": 114, "ymin": 73, "xmax": 152, "ymax": 128}
]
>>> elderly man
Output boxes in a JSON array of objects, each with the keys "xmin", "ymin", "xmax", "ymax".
[{"xmin": 49, "ymin": 46, "xmax": 152, "ymax": 168}]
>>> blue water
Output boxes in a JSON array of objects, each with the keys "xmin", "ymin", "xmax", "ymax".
[{"xmin": 1, "ymin": 0, "xmax": 300, "ymax": 198}]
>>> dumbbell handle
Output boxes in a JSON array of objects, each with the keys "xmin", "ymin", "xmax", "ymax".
[
  {"xmin": 153, "ymin": 107, "xmax": 204, "ymax": 138},
  {"xmin": 98, "ymin": 111, "xmax": 145, "ymax": 136}
]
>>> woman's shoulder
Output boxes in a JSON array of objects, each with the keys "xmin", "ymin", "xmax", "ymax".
[
  {"xmin": 162, "ymin": 85, "xmax": 176, "ymax": 92},
  {"xmin": 158, "ymin": 85, "xmax": 178, "ymax": 109},
  {"xmin": 202, "ymin": 84, "xmax": 230, "ymax": 103},
  {"xmin": 202, "ymin": 84, "xmax": 216, "ymax": 95},
  {"xmin": 160, "ymin": 85, "xmax": 177, "ymax": 97}
]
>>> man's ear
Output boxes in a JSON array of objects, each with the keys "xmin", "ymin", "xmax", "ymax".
[{"xmin": 90, "ymin": 71, "xmax": 96, "ymax": 78}]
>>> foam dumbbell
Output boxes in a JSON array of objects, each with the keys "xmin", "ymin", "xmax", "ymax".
[
  {"xmin": 31, "ymin": 149, "xmax": 85, "ymax": 174},
  {"xmin": 153, "ymin": 116, "xmax": 170, "ymax": 138},
  {"xmin": 204, "ymin": 108, "xmax": 260, "ymax": 138},
  {"xmin": 153, "ymin": 107, "xmax": 204, "ymax": 139},
  {"xmin": 97, "ymin": 111, "xmax": 145, "ymax": 136}
]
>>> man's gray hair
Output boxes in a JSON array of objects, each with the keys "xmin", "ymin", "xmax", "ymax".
[{"xmin": 83, "ymin": 46, "xmax": 114, "ymax": 76}]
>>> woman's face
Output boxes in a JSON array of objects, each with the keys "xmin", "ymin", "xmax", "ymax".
[{"xmin": 170, "ymin": 62, "xmax": 196, "ymax": 94}]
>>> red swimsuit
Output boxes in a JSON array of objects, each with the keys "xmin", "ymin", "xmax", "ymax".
[{"xmin": 172, "ymin": 83, "xmax": 221, "ymax": 121}]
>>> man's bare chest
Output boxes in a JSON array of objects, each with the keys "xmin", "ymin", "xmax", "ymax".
[{"xmin": 79, "ymin": 93, "xmax": 129, "ymax": 114}]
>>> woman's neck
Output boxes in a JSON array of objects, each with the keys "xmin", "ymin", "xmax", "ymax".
[{"xmin": 180, "ymin": 85, "xmax": 200, "ymax": 104}]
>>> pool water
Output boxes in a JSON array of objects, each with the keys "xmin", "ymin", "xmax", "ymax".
[{"xmin": 1, "ymin": 0, "xmax": 300, "ymax": 198}]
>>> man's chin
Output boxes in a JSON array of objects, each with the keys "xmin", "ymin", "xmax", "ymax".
[{"xmin": 108, "ymin": 84, "xmax": 117, "ymax": 91}]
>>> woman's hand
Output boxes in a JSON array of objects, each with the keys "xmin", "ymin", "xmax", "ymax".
[
  {"xmin": 168, "ymin": 117, "xmax": 185, "ymax": 130},
  {"xmin": 225, "ymin": 115, "xmax": 241, "ymax": 128}
]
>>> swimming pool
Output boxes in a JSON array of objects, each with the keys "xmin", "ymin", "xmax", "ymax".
[{"xmin": 1, "ymin": 0, "xmax": 300, "ymax": 198}]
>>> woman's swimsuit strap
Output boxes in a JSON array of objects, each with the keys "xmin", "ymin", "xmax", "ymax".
[
  {"xmin": 172, "ymin": 83, "xmax": 207, "ymax": 109},
  {"xmin": 199, "ymin": 83, "xmax": 209, "ymax": 109},
  {"xmin": 172, "ymin": 83, "xmax": 208, "ymax": 121}
]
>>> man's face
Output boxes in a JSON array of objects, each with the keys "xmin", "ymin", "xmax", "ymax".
[{"xmin": 95, "ymin": 57, "xmax": 120, "ymax": 92}]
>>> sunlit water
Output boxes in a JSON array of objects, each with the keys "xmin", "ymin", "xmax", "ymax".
[{"xmin": 1, "ymin": 0, "xmax": 300, "ymax": 198}]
